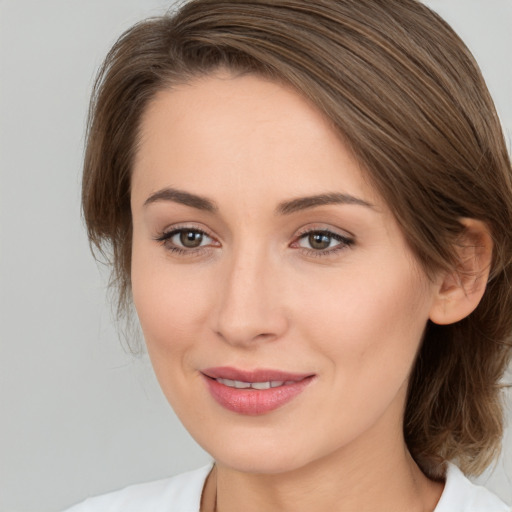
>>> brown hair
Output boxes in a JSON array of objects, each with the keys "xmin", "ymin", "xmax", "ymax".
[{"xmin": 83, "ymin": 0, "xmax": 512, "ymax": 479}]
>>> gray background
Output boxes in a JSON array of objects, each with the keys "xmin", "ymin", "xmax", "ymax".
[{"xmin": 0, "ymin": 1, "xmax": 511, "ymax": 511}]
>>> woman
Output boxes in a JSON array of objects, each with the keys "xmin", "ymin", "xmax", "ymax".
[{"xmin": 67, "ymin": 0, "xmax": 512, "ymax": 510}]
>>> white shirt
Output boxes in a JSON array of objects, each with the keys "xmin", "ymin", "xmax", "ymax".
[{"xmin": 64, "ymin": 463, "xmax": 510, "ymax": 512}]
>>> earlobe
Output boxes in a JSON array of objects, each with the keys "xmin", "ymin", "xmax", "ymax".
[{"xmin": 429, "ymin": 219, "xmax": 493, "ymax": 326}]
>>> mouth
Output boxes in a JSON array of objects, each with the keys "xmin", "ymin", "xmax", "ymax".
[{"xmin": 201, "ymin": 367, "xmax": 315, "ymax": 415}]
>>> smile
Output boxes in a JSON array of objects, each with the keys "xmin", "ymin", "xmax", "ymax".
[{"xmin": 201, "ymin": 367, "xmax": 315, "ymax": 415}]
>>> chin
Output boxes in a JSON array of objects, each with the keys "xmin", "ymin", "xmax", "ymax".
[{"xmin": 195, "ymin": 426, "xmax": 328, "ymax": 475}]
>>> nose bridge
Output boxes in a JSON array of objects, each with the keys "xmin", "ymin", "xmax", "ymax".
[{"xmin": 214, "ymin": 240, "xmax": 286, "ymax": 346}]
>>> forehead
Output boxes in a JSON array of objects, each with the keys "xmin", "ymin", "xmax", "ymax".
[{"xmin": 132, "ymin": 73, "xmax": 378, "ymax": 208}]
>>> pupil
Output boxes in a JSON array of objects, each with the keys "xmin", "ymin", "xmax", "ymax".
[
  {"xmin": 309, "ymin": 232, "xmax": 331, "ymax": 250},
  {"xmin": 180, "ymin": 231, "xmax": 202, "ymax": 248}
]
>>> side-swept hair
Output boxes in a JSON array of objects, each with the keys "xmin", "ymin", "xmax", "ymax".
[{"xmin": 82, "ymin": 0, "xmax": 512, "ymax": 478}]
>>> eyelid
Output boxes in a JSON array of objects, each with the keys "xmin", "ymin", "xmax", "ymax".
[
  {"xmin": 155, "ymin": 223, "xmax": 221, "ymax": 256},
  {"xmin": 290, "ymin": 224, "xmax": 355, "ymax": 255},
  {"xmin": 156, "ymin": 222, "xmax": 217, "ymax": 240},
  {"xmin": 294, "ymin": 223, "xmax": 355, "ymax": 241},
  {"xmin": 154, "ymin": 222, "xmax": 354, "ymax": 257}
]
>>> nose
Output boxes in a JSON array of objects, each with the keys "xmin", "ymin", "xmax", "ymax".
[{"xmin": 212, "ymin": 246, "xmax": 288, "ymax": 348}]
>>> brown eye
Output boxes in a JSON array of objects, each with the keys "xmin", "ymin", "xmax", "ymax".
[
  {"xmin": 308, "ymin": 232, "xmax": 332, "ymax": 250},
  {"xmin": 296, "ymin": 230, "xmax": 353, "ymax": 253},
  {"xmin": 179, "ymin": 230, "xmax": 204, "ymax": 248},
  {"xmin": 156, "ymin": 228, "xmax": 214, "ymax": 252}
]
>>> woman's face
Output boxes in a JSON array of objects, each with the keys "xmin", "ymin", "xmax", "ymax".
[{"xmin": 130, "ymin": 73, "xmax": 440, "ymax": 473}]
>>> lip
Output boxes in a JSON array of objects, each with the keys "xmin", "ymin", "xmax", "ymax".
[{"xmin": 201, "ymin": 366, "xmax": 315, "ymax": 415}]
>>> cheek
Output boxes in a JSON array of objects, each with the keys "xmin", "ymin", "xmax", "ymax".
[
  {"xmin": 296, "ymin": 263, "xmax": 432, "ymax": 394},
  {"xmin": 292, "ymin": 268, "xmax": 432, "ymax": 450},
  {"xmin": 299, "ymin": 260, "xmax": 429, "ymax": 336},
  {"xmin": 131, "ymin": 242, "xmax": 211, "ymax": 365},
  {"xmin": 130, "ymin": 245, "xmax": 220, "ymax": 424}
]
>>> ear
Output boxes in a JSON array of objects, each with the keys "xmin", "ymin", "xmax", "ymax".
[{"xmin": 429, "ymin": 219, "xmax": 493, "ymax": 326}]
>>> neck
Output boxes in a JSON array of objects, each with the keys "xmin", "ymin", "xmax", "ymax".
[{"xmin": 204, "ymin": 415, "xmax": 443, "ymax": 512}]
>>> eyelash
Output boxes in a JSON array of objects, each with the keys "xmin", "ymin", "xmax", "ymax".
[
  {"xmin": 155, "ymin": 225, "xmax": 216, "ymax": 256},
  {"xmin": 292, "ymin": 229, "xmax": 354, "ymax": 257},
  {"xmin": 155, "ymin": 227, "xmax": 354, "ymax": 257}
]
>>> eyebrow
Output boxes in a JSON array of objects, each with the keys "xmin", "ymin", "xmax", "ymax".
[
  {"xmin": 144, "ymin": 187, "xmax": 217, "ymax": 212},
  {"xmin": 276, "ymin": 193, "xmax": 374, "ymax": 215},
  {"xmin": 143, "ymin": 187, "xmax": 373, "ymax": 214}
]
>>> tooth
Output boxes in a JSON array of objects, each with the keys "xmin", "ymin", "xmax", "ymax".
[
  {"xmin": 218, "ymin": 378, "xmax": 235, "ymax": 387},
  {"xmin": 251, "ymin": 381, "xmax": 271, "ymax": 390},
  {"xmin": 216, "ymin": 379, "xmax": 290, "ymax": 390}
]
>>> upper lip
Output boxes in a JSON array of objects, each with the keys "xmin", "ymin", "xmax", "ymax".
[{"xmin": 201, "ymin": 366, "xmax": 314, "ymax": 383}]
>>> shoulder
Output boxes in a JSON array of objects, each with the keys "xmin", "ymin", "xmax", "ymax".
[
  {"xmin": 435, "ymin": 463, "xmax": 511, "ymax": 512},
  {"xmin": 63, "ymin": 464, "xmax": 213, "ymax": 512}
]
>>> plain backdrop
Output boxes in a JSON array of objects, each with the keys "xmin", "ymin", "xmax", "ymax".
[{"xmin": 0, "ymin": 1, "xmax": 511, "ymax": 511}]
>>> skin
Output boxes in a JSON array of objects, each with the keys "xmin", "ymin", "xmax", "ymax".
[{"xmin": 130, "ymin": 72, "xmax": 458, "ymax": 511}]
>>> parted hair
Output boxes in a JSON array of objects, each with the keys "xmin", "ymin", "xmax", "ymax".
[{"xmin": 83, "ymin": 0, "xmax": 512, "ymax": 479}]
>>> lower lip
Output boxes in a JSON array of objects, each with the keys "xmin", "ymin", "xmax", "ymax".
[{"xmin": 203, "ymin": 376, "xmax": 314, "ymax": 415}]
